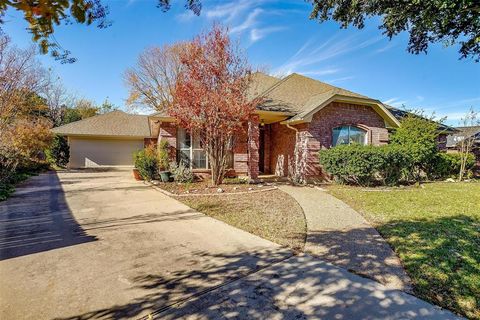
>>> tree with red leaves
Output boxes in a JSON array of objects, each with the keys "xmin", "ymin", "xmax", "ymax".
[{"xmin": 170, "ymin": 25, "xmax": 261, "ymax": 185}]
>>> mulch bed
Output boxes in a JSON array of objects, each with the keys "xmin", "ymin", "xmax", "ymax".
[{"xmin": 152, "ymin": 180, "xmax": 276, "ymax": 195}]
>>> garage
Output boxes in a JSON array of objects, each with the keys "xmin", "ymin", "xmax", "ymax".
[
  {"xmin": 68, "ymin": 137, "xmax": 144, "ymax": 167},
  {"xmin": 52, "ymin": 110, "xmax": 152, "ymax": 168}
]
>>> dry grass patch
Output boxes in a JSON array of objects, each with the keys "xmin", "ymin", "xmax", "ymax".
[{"xmin": 180, "ymin": 189, "xmax": 306, "ymax": 252}]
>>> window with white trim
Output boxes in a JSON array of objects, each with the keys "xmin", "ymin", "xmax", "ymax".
[
  {"xmin": 332, "ymin": 126, "xmax": 367, "ymax": 146},
  {"xmin": 177, "ymin": 128, "xmax": 234, "ymax": 170},
  {"xmin": 177, "ymin": 128, "xmax": 208, "ymax": 169}
]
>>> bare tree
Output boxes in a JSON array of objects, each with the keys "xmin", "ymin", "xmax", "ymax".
[
  {"xmin": 0, "ymin": 36, "xmax": 50, "ymax": 184},
  {"xmin": 0, "ymin": 35, "xmax": 48, "ymax": 135},
  {"xmin": 42, "ymin": 76, "xmax": 73, "ymax": 126},
  {"xmin": 124, "ymin": 43, "xmax": 187, "ymax": 113},
  {"xmin": 458, "ymin": 108, "xmax": 479, "ymax": 181}
]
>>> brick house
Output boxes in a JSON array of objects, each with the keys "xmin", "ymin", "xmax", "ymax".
[
  {"xmin": 147, "ymin": 72, "xmax": 401, "ymax": 182},
  {"xmin": 446, "ymin": 126, "xmax": 480, "ymax": 173},
  {"xmin": 54, "ymin": 72, "xmax": 449, "ymax": 181}
]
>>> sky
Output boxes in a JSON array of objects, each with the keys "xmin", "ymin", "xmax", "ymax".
[{"xmin": 2, "ymin": 0, "xmax": 480, "ymax": 125}]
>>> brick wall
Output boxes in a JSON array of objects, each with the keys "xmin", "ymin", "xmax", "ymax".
[
  {"xmin": 304, "ymin": 102, "xmax": 390, "ymax": 178},
  {"xmin": 269, "ymin": 122, "xmax": 296, "ymax": 177},
  {"xmin": 437, "ymin": 134, "xmax": 448, "ymax": 151},
  {"xmin": 143, "ymin": 138, "xmax": 157, "ymax": 147},
  {"xmin": 267, "ymin": 102, "xmax": 390, "ymax": 179},
  {"xmin": 262, "ymin": 125, "xmax": 271, "ymax": 174},
  {"xmin": 159, "ymin": 121, "xmax": 256, "ymax": 178},
  {"xmin": 233, "ymin": 127, "xmax": 249, "ymax": 174},
  {"xmin": 159, "ymin": 122, "xmax": 177, "ymax": 161},
  {"xmin": 303, "ymin": 102, "xmax": 389, "ymax": 178}
]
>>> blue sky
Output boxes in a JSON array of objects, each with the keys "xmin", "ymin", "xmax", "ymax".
[{"xmin": 3, "ymin": 0, "xmax": 480, "ymax": 125}]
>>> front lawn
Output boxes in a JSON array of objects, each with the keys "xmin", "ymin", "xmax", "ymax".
[
  {"xmin": 180, "ymin": 189, "xmax": 306, "ymax": 252},
  {"xmin": 328, "ymin": 182, "xmax": 480, "ymax": 319}
]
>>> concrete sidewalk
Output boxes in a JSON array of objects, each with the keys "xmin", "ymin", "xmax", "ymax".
[
  {"xmin": 159, "ymin": 254, "xmax": 460, "ymax": 320},
  {"xmin": 279, "ymin": 185, "xmax": 412, "ymax": 291}
]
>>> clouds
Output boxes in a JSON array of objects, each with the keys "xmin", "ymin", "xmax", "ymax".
[
  {"xmin": 272, "ymin": 33, "xmax": 383, "ymax": 78},
  {"xmin": 176, "ymin": 0, "xmax": 286, "ymax": 45},
  {"xmin": 383, "ymin": 97, "xmax": 408, "ymax": 108}
]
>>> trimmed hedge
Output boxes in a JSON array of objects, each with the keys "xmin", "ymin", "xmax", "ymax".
[
  {"xmin": 319, "ymin": 144, "xmax": 477, "ymax": 186},
  {"xmin": 319, "ymin": 144, "xmax": 411, "ymax": 186}
]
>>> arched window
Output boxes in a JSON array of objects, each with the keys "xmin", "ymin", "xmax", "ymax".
[{"xmin": 332, "ymin": 126, "xmax": 367, "ymax": 147}]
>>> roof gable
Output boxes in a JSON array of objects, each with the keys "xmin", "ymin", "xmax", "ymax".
[
  {"xmin": 52, "ymin": 110, "xmax": 151, "ymax": 137},
  {"xmin": 258, "ymin": 73, "xmax": 366, "ymax": 113}
]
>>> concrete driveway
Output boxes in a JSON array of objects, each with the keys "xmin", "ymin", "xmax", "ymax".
[
  {"xmin": 0, "ymin": 170, "xmax": 460, "ymax": 320},
  {"xmin": 0, "ymin": 169, "xmax": 289, "ymax": 319}
]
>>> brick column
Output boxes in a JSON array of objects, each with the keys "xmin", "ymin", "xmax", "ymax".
[{"xmin": 247, "ymin": 116, "xmax": 260, "ymax": 181}]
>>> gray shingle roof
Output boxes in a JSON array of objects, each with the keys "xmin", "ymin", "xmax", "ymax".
[
  {"xmin": 52, "ymin": 110, "xmax": 151, "ymax": 137},
  {"xmin": 446, "ymin": 126, "xmax": 480, "ymax": 148},
  {"xmin": 386, "ymin": 107, "xmax": 458, "ymax": 133}
]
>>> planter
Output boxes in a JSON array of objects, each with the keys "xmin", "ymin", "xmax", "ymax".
[
  {"xmin": 159, "ymin": 171, "xmax": 171, "ymax": 182},
  {"xmin": 132, "ymin": 168, "xmax": 143, "ymax": 181}
]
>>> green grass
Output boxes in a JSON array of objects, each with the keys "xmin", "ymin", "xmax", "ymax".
[
  {"xmin": 181, "ymin": 189, "xmax": 307, "ymax": 252},
  {"xmin": 328, "ymin": 182, "xmax": 480, "ymax": 319}
]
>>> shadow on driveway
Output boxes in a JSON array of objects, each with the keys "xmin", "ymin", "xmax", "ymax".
[{"xmin": 0, "ymin": 172, "xmax": 97, "ymax": 261}]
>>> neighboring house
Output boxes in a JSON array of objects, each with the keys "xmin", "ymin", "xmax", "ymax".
[
  {"xmin": 52, "ymin": 72, "xmax": 447, "ymax": 181},
  {"xmin": 446, "ymin": 126, "xmax": 480, "ymax": 171}
]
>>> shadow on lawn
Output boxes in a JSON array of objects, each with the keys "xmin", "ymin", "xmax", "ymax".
[
  {"xmin": 378, "ymin": 215, "xmax": 480, "ymax": 319},
  {"xmin": 55, "ymin": 248, "xmax": 457, "ymax": 320},
  {"xmin": 0, "ymin": 172, "xmax": 97, "ymax": 261}
]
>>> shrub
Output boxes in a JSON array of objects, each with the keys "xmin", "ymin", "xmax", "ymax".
[
  {"xmin": 318, "ymin": 144, "xmax": 411, "ymax": 186},
  {"xmin": 46, "ymin": 135, "xmax": 70, "ymax": 167},
  {"xmin": 169, "ymin": 161, "xmax": 194, "ymax": 183},
  {"xmin": 429, "ymin": 152, "xmax": 476, "ymax": 179},
  {"xmin": 133, "ymin": 145, "xmax": 159, "ymax": 180},
  {"xmin": 157, "ymin": 140, "xmax": 170, "ymax": 171},
  {"xmin": 390, "ymin": 114, "xmax": 440, "ymax": 179}
]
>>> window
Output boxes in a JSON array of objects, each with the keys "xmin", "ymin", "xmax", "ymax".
[
  {"xmin": 177, "ymin": 128, "xmax": 208, "ymax": 169},
  {"xmin": 332, "ymin": 126, "xmax": 367, "ymax": 146},
  {"xmin": 177, "ymin": 128, "xmax": 235, "ymax": 170}
]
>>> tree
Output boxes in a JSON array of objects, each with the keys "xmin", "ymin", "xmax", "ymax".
[
  {"xmin": 43, "ymin": 77, "xmax": 73, "ymax": 126},
  {"xmin": 98, "ymin": 98, "xmax": 117, "ymax": 114},
  {"xmin": 0, "ymin": 0, "xmax": 110, "ymax": 63},
  {"xmin": 0, "ymin": 0, "xmax": 201, "ymax": 63},
  {"xmin": 0, "ymin": 36, "xmax": 48, "ymax": 135},
  {"xmin": 390, "ymin": 112, "xmax": 441, "ymax": 180},
  {"xmin": 124, "ymin": 44, "xmax": 187, "ymax": 112},
  {"xmin": 46, "ymin": 135, "xmax": 70, "ymax": 167},
  {"xmin": 307, "ymin": 0, "xmax": 480, "ymax": 61},
  {"xmin": 0, "ymin": 35, "xmax": 50, "ymax": 184},
  {"xmin": 457, "ymin": 108, "xmax": 479, "ymax": 181},
  {"xmin": 60, "ymin": 98, "xmax": 98, "ymax": 125},
  {"xmin": 170, "ymin": 25, "xmax": 261, "ymax": 185}
]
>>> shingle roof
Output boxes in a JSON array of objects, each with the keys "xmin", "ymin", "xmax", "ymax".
[
  {"xmin": 254, "ymin": 73, "xmax": 366, "ymax": 114},
  {"xmin": 247, "ymin": 72, "xmax": 281, "ymax": 100},
  {"xmin": 446, "ymin": 126, "xmax": 480, "ymax": 148},
  {"xmin": 386, "ymin": 107, "xmax": 458, "ymax": 133},
  {"xmin": 52, "ymin": 110, "xmax": 151, "ymax": 137}
]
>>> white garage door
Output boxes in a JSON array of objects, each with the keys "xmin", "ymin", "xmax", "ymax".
[{"xmin": 69, "ymin": 137, "xmax": 144, "ymax": 168}]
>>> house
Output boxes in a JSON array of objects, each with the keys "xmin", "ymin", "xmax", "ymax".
[
  {"xmin": 52, "ymin": 72, "xmax": 447, "ymax": 181},
  {"xmin": 446, "ymin": 126, "xmax": 480, "ymax": 171}
]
